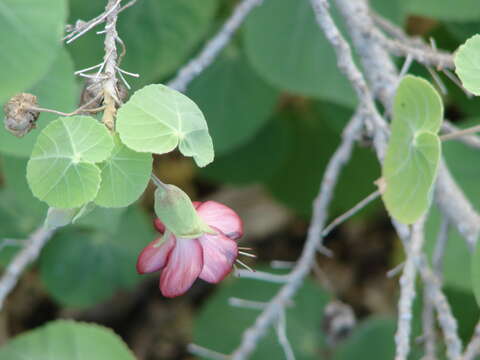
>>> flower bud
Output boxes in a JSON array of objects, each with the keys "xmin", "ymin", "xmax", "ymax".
[
  {"xmin": 154, "ymin": 184, "xmax": 213, "ymax": 238},
  {"xmin": 3, "ymin": 93, "xmax": 40, "ymax": 137}
]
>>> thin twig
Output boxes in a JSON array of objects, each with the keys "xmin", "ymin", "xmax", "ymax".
[
  {"xmin": 230, "ymin": 111, "xmax": 364, "ymax": 359},
  {"xmin": 441, "ymin": 121, "xmax": 480, "ymax": 150},
  {"xmin": 64, "ymin": 0, "xmax": 122, "ymax": 44},
  {"xmin": 370, "ymin": 12, "xmax": 454, "ymax": 69},
  {"xmin": 275, "ymin": 310, "xmax": 296, "ymax": 360},
  {"xmin": 433, "ymin": 218, "xmax": 449, "ymax": 278},
  {"xmin": 101, "ymin": 0, "xmax": 122, "ymax": 130},
  {"xmin": 322, "ymin": 190, "xmax": 380, "ymax": 237},
  {"xmin": 418, "ymin": 256, "xmax": 463, "ymax": 360},
  {"xmin": 187, "ymin": 344, "xmax": 230, "ymax": 360},
  {"xmin": 395, "ymin": 218, "xmax": 426, "ymax": 360},
  {"xmin": 0, "ymin": 227, "xmax": 55, "ymax": 310},
  {"xmin": 167, "ymin": 0, "xmax": 264, "ymax": 92},
  {"xmin": 234, "ymin": 270, "xmax": 289, "ymax": 284},
  {"xmin": 440, "ymin": 124, "xmax": 480, "ymax": 142}
]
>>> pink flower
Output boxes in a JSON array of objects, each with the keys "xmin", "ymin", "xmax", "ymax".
[{"xmin": 137, "ymin": 201, "xmax": 243, "ymax": 298}]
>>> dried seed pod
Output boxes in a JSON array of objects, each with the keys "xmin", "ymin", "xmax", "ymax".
[
  {"xmin": 322, "ymin": 300, "xmax": 356, "ymax": 347},
  {"xmin": 78, "ymin": 78, "xmax": 128, "ymax": 114},
  {"xmin": 79, "ymin": 78, "xmax": 104, "ymax": 114},
  {"xmin": 3, "ymin": 93, "xmax": 40, "ymax": 137},
  {"xmin": 117, "ymin": 81, "xmax": 129, "ymax": 103}
]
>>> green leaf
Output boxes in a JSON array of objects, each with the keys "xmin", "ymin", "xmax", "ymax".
[
  {"xmin": 117, "ymin": 84, "xmax": 214, "ymax": 167},
  {"xmin": 0, "ymin": 320, "xmax": 135, "ymax": 360},
  {"xmin": 382, "ymin": 75, "xmax": 443, "ymax": 224},
  {"xmin": 68, "ymin": 0, "xmax": 218, "ymax": 90},
  {"xmin": 26, "ymin": 116, "xmax": 114, "ymax": 209},
  {"xmin": 455, "ymin": 35, "xmax": 480, "ymax": 96},
  {"xmin": 266, "ymin": 107, "xmax": 379, "ymax": 218},
  {"xmin": 194, "ymin": 267, "xmax": 330, "ymax": 359},
  {"xmin": 0, "ymin": 0, "xmax": 67, "ymax": 103},
  {"xmin": 0, "ymin": 49, "xmax": 78, "ymax": 157},
  {"xmin": 40, "ymin": 207, "xmax": 153, "ymax": 307},
  {"xmin": 154, "ymin": 184, "xmax": 210, "ymax": 238},
  {"xmin": 95, "ymin": 135, "xmax": 152, "ymax": 208},
  {"xmin": 243, "ymin": 0, "xmax": 356, "ymax": 107},
  {"xmin": 200, "ymin": 115, "xmax": 293, "ymax": 185},
  {"xmin": 333, "ymin": 318, "xmax": 396, "ymax": 360},
  {"xmin": 187, "ymin": 45, "xmax": 278, "ymax": 155},
  {"xmin": 403, "ymin": 0, "xmax": 480, "ymax": 22}
]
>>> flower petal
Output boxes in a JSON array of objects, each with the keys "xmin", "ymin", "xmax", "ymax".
[
  {"xmin": 136, "ymin": 236, "xmax": 175, "ymax": 274},
  {"xmin": 197, "ymin": 201, "xmax": 243, "ymax": 240},
  {"xmin": 160, "ymin": 238, "xmax": 203, "ymax": 298},
  {"xmin": 198, "ymin": 229, "xmax": 238, "ymax": 283},
  {"xmin": 153, "ymin": 218, "xmax": 165, "ymax": 233}
]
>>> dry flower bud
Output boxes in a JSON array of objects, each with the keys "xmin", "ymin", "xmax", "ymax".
[{"xmin": 3, "ymin": 93, "xmax": 40, "ymax": 137}]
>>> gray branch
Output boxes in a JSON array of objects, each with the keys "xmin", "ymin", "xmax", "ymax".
[
  {"xmin": 395, "ymin": 219, "xmax": 426, "ymax": 360},
  {"xmin": 0, "ymin": 227, "xmax": 54, "ymax": 310},
  {"xmin": 230, "ymin": 111, "xmax": 364, "ymax": 360},
  {"xmin": 167, "ymin": 0, "xmax": 264, "ymax": 92}
]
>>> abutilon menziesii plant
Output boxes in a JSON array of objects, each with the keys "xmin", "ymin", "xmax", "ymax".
[{"xmin": 137, "ymin": 200, "xmax": 248, "ymax": 298}]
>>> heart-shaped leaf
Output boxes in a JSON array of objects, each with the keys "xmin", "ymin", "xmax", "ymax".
[
  {"xmin": 382, "ymin": 75, "xmax": 443, "ymax": 224},
  {"xmin": 95, "ymin": 135, "xmax": 152, "ymax": 208},
  {"xmin": 26, "ymin": 116, "xmax": 114, "ymax": 209},
  {"xmin": 0, "ymin": 320, "xmax": 135, "ymax": 360},
  {"xmin": 455, "ymin": 35, "xmax": 480, "ymax": 96},
  {"xmin": 116, "ymin": 84, "xmax": 214, "ymax": 167}
]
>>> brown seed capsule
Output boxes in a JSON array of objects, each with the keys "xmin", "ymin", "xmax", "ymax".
[
  {"xmin": 3, "ymin": 93, "xmax": 40, "ymax": 137},
  {"xmin": 78, "ymin": 78, "xmax": 128, "ymax": 114}
]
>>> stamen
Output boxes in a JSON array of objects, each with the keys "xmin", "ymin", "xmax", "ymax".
[
  {"xmin": 239, "ymin": 251, "xmax": 256, "ymax": 258},
  {"xmin": 236, "ymin": 259, "xmax": 255, "ymax": 272},
  {"xmin": 238, "ymin": 247, "xmax": 253, "ymax": 250}
]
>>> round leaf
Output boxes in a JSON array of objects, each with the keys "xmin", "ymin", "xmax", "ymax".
[
  {"xmin": 27, "ymin": 116, "xmax": 114, "ymax": 208},
  {"xmin": 187, "ymin": 45, "xmax": 278, "ymax": 155},
  {"xmin": 455, "ymin": 35, "xmax": 480, "ymax": 96},
  {"xmin": 40, "ymin": 207, "xmax": 153, "ymax": 307},
  {"xmin": 382, "ymin": 75, "xmax": 443, "ymax": 224},
  {"xmin": 243, "ymin": 0, "xmax": 356, "ymax": 107},
  {"xmin": 0, "ymin": 320, "xmax": 135, "ymax": 360},
  {"xmin": 95, "ymin": 135, "xmax": 152, "ymax": 208},
  {"xmin": 0, "ymin": 49, "xmax": 77, "ymax": 157},
  {"xmin": 0, "ymin": 0, "xmax": 67, "ymax": 103},
  {"xmin": 117, "ymin": 84, "xmax": 214, "ymax": 167}
]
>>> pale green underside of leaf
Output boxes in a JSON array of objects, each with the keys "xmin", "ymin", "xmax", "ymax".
[
  {"xmin": 0, "ymin": 320, "xmax": 135, "ymax": 360},
  {"xmin": 27, "ymin": 116, "xmax": 114, "ymax": 208},
  {"xmin": 382, "ymin": 75, "xmax": 443, "ymax": 224},
  {"xmin": 95, "ymin": 136, "xmax": 153, "ymax": 208},
  {"xmin": 117, "ymin": 84, "xmax": 214, "ymax": 167},
  {"xmin": 0, "ymin": 0, "xmax": 67, "ymax": 103},
  {"xmin": 455, "ymin": 35, "xmax": 480, "ymax": 96},
  {"xmin": 0, "ymin": 48, "xmax": 77, "ymax": 157}
]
